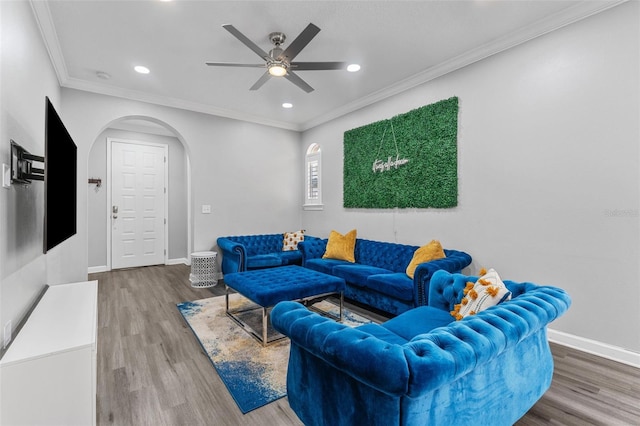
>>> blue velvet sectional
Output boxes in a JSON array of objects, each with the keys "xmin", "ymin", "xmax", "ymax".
[
  {"xmin": 217, "ymin": 233, "xmax": 319, "ymax": 274},
  {"xmin": 271, "ymin": 270, "xmax": 572, "ymax": 426},
  {"xmin": 298, "ymin": 238, "xmax": 472, "ymax": 315}
]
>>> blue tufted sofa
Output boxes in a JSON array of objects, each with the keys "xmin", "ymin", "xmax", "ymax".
[
  {"xmin": 298, "ymin": 238, "xmax": 472, "ymax": 315},
  {"xmin": 271, "ymin": 270, "xmax": 571, "ymax": 426},
  {"xmin": 217, "ymin": 233, "xmax": 320, "ymax": 275}
]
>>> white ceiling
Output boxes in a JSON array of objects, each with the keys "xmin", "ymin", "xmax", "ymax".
[{"xmin": 32, "ymin": 0, "xmax": 623, "ymax": 131}]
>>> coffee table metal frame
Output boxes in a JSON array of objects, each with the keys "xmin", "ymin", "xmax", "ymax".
[{"xmin": 225, "ymin": 288, "xmax": 344, "ymax": 347}]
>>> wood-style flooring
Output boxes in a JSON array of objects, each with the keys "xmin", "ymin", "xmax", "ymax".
[{"xmin": 92, "ymin": 264, "xmax": 640, "ymax": 425}]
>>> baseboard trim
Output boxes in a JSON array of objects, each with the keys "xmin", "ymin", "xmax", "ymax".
[
  {"xmin": 89, "ymin": 259, "xmax": 189, "ymax": 273},
  {"xmin": 548, "ymin": 328, "xmax": 640, "ymax": 368},
  {"xmin": 88, "ymin": 265, "xmax": 109, "ymax": 274},
  {"xmin": 167, "ymin": 258, "xmax": 189, "ymax": 266}
]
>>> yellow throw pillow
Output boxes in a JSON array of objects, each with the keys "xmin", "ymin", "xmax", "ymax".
[
  {"xmin": 405, "ymin": 240, "xmax": 446, "ymax": 279},
  {"xmin": 322, "ymin": 229, "xmax": 357, "ymax": 262},
  {"xmin": 282, "ymin": 230, "xmax": 305, "ymax": 251}
]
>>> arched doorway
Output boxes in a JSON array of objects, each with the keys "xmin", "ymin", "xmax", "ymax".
[{"xmin": 87, "ymin": 116, "xmax": 191, "ymax": 272}]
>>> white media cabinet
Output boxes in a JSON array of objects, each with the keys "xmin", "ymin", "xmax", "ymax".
[{"xmin": 0, "ymin": 280, "xmax": 98, "ymax": 425}]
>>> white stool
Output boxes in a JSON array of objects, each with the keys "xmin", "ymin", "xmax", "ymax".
[{"xmin": 189, "ymin": 251, "xmax": 218, "ymax": 288}]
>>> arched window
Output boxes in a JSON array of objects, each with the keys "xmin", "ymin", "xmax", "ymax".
[{"xmin": 304, "ymin": 143, "xmax": 323, "ymax": 209}]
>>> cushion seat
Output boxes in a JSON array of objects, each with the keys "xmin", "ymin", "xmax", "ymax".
[
  {"xmin": 246, "ymin": 254, "xmax": 282, "ymax": 269},
  {"xmin": 332, "ymin": 264, "xmax": 392, "ymax": 288},
  {"xmin": 366, "ymin": 273, "xmax": 414, "ymax": 301},
  {"xmin": 305, "ymin": 258, "xmax": 351, "ymax": 275},
  {"xmin": 381, "ymin": 305, "xmax": 454, "ymax": 341},
  {"xmin": 277, "ymin": 250, "xmax": 303, "ymax": 265}
]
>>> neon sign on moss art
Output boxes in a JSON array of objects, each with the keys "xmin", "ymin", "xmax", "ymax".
[
  {"xmin": 371, "ymin": 121, "xmax": 410, "ymax": 173},
  {"xmin": 343, "ymin": 96, "xmax": 458, "ymax": 209}
]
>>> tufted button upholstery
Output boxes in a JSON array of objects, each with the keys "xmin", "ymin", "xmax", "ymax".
[
  {"xmin": 271, "ymin": 270, "xmax": 571, "ymax": 426},
  {"xmin": 217, "ymin": 233, "xmax": 320, "ymax": 274},
  {"xmin": 299, "ymin": 237, "xmax": 473, "ymax": 315}
]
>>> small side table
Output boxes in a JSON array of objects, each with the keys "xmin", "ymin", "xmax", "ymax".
[{"xmin": 189, "ymin": 251, "xmax": 218, "ymax": 288}]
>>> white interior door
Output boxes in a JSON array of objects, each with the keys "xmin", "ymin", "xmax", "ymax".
[{"xmin": 111, "ymin": 141, "xmax": 167, "ymax": 269}]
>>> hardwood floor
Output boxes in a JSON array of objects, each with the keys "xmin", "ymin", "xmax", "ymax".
[{"xmin": 92, "ymin": 264, "xmax": 640, "ymax": 425}]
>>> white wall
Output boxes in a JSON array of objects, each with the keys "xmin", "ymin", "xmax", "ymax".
[
  {"xmin": 0, "ymin": 1, "xmax": 85, "ymax": 346},
  {"xmin": 87, "ymin": 128, "xmax": 188, "ymax": 269},
  {"xmin": 3, "ymin": 0, "xmax": 637, "ymax": 366},
  {"xmin": 61, "ymin": 88, "xmax": 303, "ymax": 272},
  {"xmin": 302, "ymin": 2, "xmax": 640, "ymax": 355}
]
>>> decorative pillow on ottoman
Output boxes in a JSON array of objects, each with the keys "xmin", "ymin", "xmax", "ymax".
[
  {"xmin": 451, "ymin": 268, "xmax": 512, "ymax": 320},
  {"xmin": 322, "ymin": 229, "xmax": 357, "ymax": 262},
  {"xmin": 283, "ymin": 230, "xmax": 305, "ymax": 251}
]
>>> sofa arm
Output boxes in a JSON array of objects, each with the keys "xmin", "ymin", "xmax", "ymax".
[
  {"xmin": 413, "ymin": 249, "xmax": 472, "ymax": 306},
  {"xmin": 216, "ymin": 237, "xmax": 246, "ymax": 274},
  {"xmin": 298, "ymin": 239, "xmax": 328, "ymax": 265},
  {"xmin": 404, "ymin": 284, "xmax": 571, "ymax": 395},
  {"xmin": 271, "ymin": 301, "xmax": 410, "ymax": 396}
]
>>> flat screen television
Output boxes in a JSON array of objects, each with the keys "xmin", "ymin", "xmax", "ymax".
[{"xmin": 44, "ymin": 96, "xmax": 77, "ymax": 253}]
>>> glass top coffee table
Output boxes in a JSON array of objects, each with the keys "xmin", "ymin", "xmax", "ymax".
[{"xmin": 223, "ymin": 265, "xmax": 346, "ymax": 346}]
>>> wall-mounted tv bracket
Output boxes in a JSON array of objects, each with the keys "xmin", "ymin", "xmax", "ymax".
[{"xmin": 10, "ymin": 140, "xmax": 44, "ymax": 184}]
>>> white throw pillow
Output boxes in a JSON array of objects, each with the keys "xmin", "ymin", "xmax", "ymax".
[
  {"xmin": 451, "ymin": 268, "xmax": 512, "ymax": 320},
  {"xmin": 282, "ymin": 230, "xmax": 305, "ymax": 251}
]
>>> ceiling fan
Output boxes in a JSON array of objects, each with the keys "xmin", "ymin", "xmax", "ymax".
[{"xmin": 206, "ymin": 23, "xmax": 347, "ymax": 93}]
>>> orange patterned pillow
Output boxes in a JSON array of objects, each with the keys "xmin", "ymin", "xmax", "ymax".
[{"xmin": 282, "ymin": 230, "xmax": 305, "ymax": 251}]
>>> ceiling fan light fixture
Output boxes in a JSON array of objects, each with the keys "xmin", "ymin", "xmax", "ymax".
[
  {"xmin": 347, "ymin": 64, "xmax": 361, "ymax": 72},
  {"xmin": 268, "ymin": 63, "xmax": 288, "ymax": 77}
]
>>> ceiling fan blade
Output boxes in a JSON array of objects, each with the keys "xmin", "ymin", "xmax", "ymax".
[
  {"xmin": 279, "ymin": 23, "xmax": 321, "ymax": 62},
  {"xmin": 206, "ymin": 62, "xmax": 266, "ymax": 68},
  {"xmin": 249, "ymin": 71, "xmax": 272, "ymax": 91},
  {"xmin": 284, "ymin": 71, "xmax": 314, "ymax": 93},
  {"xmin": 290, "ymin": 61, "xmax": 347, "ymax": 71},
  {"xmin": 222, "ymin": 24, "xmax": 270, "ymax": 61}
]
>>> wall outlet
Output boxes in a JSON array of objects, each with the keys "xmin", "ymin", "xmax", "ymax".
[
  {"xmin": 3, "ymin": 320, "xmax": 12, "ymax": 349},
  {"xmin": 202, "ymin": 204, "xmax": 211, "ymax": 214}
]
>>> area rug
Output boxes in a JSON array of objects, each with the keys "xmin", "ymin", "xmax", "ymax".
[{"xmin": 177, "ymin": 294, "xmax": 373, "ymax": 413}]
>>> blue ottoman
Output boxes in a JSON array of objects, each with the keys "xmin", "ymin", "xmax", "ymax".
[{"xmin": 224, "ymin": 265, "xmax": 346, "ymax": 345}]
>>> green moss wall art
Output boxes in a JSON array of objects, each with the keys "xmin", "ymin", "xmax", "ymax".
[{"xmin": 343, "ymin": 96, "xmax": 459, "ymax": 209}]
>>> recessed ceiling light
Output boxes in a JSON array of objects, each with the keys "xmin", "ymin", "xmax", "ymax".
[
  {"xmin": 282, "ymin": 102, "xmax": 293, "ymax": 109},
  {"xmin": 134, "ymin": 65, "xmax": 150, "ymax": 74},
  {"xmin": 347, "ymin": 64, "xmax": 361, "ymax": 72}
]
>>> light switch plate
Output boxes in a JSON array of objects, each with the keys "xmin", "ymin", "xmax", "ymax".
[
  {"xmin": 2, "ymin": 163, "xmax": 10, "ymax": 188},
  {"xmin": 3, "ymin": 320, "xmax": 11, "ymax": 348},
  {"xmin": 202, "ymin": 204, "xmax": 211, "ymax": 214}
]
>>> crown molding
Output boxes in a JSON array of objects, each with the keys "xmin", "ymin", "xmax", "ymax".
[
  {"xmin": 300, "ymin": 0, "xmax": 628, "ymax": 131},
  {"xmin": 30, "ymin": 0, "xmax": 68, "ymax": 86},
  {"xmin": 28, "ymin": 0, "xmax": 302, "ymax": 132},
  {"xmin": 31, "ymin": 0, "xmax": 627, "ymax": 133},
  {"xmin": 61, "ymin": 77, "xmax": 302, "ymax": 131}
]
